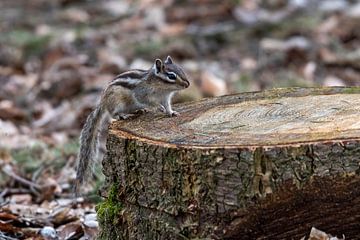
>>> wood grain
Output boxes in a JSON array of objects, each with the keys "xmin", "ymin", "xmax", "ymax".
[
  {"xmin": 100, "ymin": 87, "xmax": 360, "ymax": 240},
  {"xmin": 111, "ymin": 87, "xmax": 360, "ymax": 147}
]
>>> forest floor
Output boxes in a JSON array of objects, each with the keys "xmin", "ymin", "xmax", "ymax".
[{"xmin": 0, "ymin": 0, "xmax": 359, "ymax": 239}]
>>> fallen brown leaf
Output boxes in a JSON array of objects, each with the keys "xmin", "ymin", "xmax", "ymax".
[{"xmin": 57, "ymin": 220, "xmax": 83, "ymax": 239}]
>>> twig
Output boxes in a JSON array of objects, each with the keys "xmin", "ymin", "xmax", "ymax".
[
  {"xmin": 1, "ymin": 164, "xmax": 41, "ymax": 191},
  {"xmin": 0, "ymin": 231, "xmax": 18, "ymax": 240},
  {"xmin": 0, "ymin": 188, "xmax": 9, "ymax": 199},
  {"xmin": 1, "ymin": 188, "xmax": 33, "ymax": 197},
  {"xmin": 0, "ymin": 199, "xmax": 10, "ymax": 208}
]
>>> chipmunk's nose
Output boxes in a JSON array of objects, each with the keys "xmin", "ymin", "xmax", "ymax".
[{"xmin": 183, "ymin": 79, "xmax": 190, "ymax": 88}]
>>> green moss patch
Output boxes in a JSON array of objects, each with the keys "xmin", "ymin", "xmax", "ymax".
[{"xmin": 96, "ymin": 183, "xmax": 122, "ymax": 225}]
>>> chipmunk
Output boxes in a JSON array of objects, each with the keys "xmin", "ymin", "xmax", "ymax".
[{"xmin": 75, "ymin": 56, "xmax": 189, "ymax": 195}]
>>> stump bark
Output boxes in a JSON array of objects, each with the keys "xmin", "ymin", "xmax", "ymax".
[{"xmin": 99, "ymin": 87, "xmax": 360, "ymax": 240}]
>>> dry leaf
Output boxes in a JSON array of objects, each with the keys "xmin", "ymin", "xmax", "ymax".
[
  {"xmin": 200, "ymin": 71, "xmax": 227, "ymax": 97},
  {"xmin": 57, "ymin": 220, "xmax": 83, "ymax": 239},
  {"xmin": 50, "ymin": 206, "xmax": 79, "ymax": 226},
  {"xmin": 9, "ymin": 194, "xmax": 32, "ymax": 204}
]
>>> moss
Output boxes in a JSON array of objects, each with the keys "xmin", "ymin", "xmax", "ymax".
[
  {"xmin": 234, "ymin": 74, "xmax": 252, "ymax": 92},
  {"xmin": 96, "ymin": 183, "xmax": 122, "ymax": 225},
  {"xmin": 96, "ymin": 183, "xmax": 124, "ymax": 239},
  {"xmin": 11, "ymin": 145, "xmax": 46, "ymax": 174},
  {"xmin": 133, "ymin": 39, "xmax": 164, "ymax": 57},
  {"xmin": 0, "ymin": 30, "xmax": 52, "ymax": 58},
  {"xmin": 342, "ymin": 87, "xmax": 360, "ymax": 94},
  {"xmin": 250, "ymin": 15, "xmax": 321, "ymax": 38},
  {"xmin": 11, "ymin": 139, "xmax": 79, "ymax": 174},
  {"xmin": 271, "ymin": 75, "xmax": 315, "ymax": 89}
]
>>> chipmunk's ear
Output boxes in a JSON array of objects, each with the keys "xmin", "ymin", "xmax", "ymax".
[
  {"xmin": 164, "ymin": 55, "xmax": 173, "ymax": 64},
  {"xmin": 153, "ymin": 59, "xmax": 163, "ymax": 74}
]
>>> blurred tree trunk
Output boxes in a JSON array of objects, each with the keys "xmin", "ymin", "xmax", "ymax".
[{"xmin": 98, "ymin": 87, "xmax": 360, "ymax": 240}]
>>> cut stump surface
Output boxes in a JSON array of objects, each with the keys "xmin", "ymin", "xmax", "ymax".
[
  {"xmin": 112, "ymin": 87, "xmax": 360, "ymax": 147},
  {"xmin": 100, "ymin": 87, "xmax": 360, "ymax": 240}
]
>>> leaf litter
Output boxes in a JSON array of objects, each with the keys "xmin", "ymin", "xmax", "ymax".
[{"xmin": 0, "ymin": 0, "xmax": 358, "ymax": 238}]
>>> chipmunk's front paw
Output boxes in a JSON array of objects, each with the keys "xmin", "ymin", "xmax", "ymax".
[
  {"xmin": 158, "ymin": 105, "xmax": 166, "ymax": 113},
  {"xmin": 134, "ymin": 108, "xmax": 149, "ymax": 114},
  {"xmin": 169, "ymin": 111, "xmax": 179, "ymax": 117},
  {"xmin": 114, "ymin": 113, "xmax": 136, "ymax": 120}
]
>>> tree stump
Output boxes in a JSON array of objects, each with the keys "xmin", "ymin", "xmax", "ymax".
[{"xmin": 98, "ymin": 87, "xmax": 360, "ymax": 240}]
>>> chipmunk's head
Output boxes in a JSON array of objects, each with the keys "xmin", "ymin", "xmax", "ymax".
[{"xmin": 152, "ymin": 56, "xmax": 190, "ymax": 90}]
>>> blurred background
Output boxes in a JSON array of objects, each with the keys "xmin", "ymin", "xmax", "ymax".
[{"xmin": 0, "ymin": 0, "xmax": 359, "ymax": 238}]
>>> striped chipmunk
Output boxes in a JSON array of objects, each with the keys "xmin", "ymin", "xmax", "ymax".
[{"xmin": 75, "ymin": 56, "xmax": 190, "ymax": 195}]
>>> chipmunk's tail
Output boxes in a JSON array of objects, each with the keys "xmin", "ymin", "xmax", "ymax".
[{"xmin": 74, "ymin": 106, "xmax": 110, "ymax": 197}]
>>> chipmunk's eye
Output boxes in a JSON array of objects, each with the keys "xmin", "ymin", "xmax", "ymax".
[{"xmin": 166, "ymin": 72, "xmax": 177, "ymax": 80}]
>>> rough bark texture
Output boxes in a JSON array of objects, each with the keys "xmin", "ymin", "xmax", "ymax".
[{"xmin": 98, "ymin": 87, "xmax": 360, "ymax": 240}]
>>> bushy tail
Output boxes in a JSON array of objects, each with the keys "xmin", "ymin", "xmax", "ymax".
[{"xmin": 74, "ymin": 106, "xmax": 106, "ymax": 196}]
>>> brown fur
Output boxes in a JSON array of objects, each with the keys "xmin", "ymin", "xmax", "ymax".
[{"xmin": 75, "ymin": 57, "xmax": 189, "ymax": 196}]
